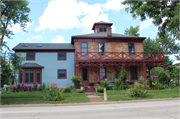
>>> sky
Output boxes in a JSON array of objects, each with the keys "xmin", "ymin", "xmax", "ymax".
[{"xmin": 4, "ymin": 0, "xmax": 179, "ymax": 64}]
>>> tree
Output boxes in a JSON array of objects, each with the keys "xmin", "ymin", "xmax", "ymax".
[
  {"xmin": 1, "ymin": 56, "xmax": 14, "ymax": 88},
  {"xmin": 9, "ymin": 52, "xmax": 25, "ymax": 84},
  {"xmin": 122, "ymin": 0, "xmax": 180, "ymax": 39},
  {"xmin": 0, "ymin": 0, "xmax": 31, "ymax": 43},
  {"xmin": 124, "ymin": 26, "xmax": 140, "ymax": 37}
]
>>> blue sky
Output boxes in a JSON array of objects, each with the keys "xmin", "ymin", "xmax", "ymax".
[{"xmin": 5, "ymin": 0, "xmax": 178, "ymax": 64}]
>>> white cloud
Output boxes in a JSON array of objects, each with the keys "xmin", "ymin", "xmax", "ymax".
[
  {"xmin": 111, "ymin": 26, "xmax": 116, "ymax": 33},
  {"xmin": 35, "ymin": 0, "xmax": 123, "ymax": 33},
  {"xmin": 52, "ymin": 36, "xmax": 65, "ymax": 43},
  {"xmin": 32, "ymin": 35, "xmax": 42, "ymax": 39},
  {"xmin": 102, "ymin": 0, "xmax": 125, "ymax": 11},
  {"xmin": 9, "ymin": 22, "xmax": 32, "ymax": 33},
  {"xmin": 140, "ymin": 18, "xmax": 153, "ymax": 31}
]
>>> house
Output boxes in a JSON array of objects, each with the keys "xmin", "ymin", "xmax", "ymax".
[{"xmin": 13, "ymin": 21, "xmax": 166, "ymax": 87}]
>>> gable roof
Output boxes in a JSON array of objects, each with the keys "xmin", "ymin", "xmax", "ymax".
[
  {"xmin": 92, "ymin": 21, "xmax": 113, "ymax": 30},
  {"xmin": 21, "ymin": 63, "xmax": 44, "ymax": 68},
  {"xmin": 13, "ymin": 43, "xmax": 75, "ymax": 51}
]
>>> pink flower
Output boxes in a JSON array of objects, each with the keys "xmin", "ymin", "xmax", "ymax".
[{"xmin": 144, "ymin": 82, "xmax": 145, "ymax": 84}]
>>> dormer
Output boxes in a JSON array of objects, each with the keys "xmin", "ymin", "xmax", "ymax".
[{"xmin": 92, "ymin": 21, "xmax": 113, "ymax": 33}]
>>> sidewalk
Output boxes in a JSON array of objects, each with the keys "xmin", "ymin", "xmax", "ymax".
[{"xmin": 1, "ymin": 97, "xmax": 179, "ymax": 108}]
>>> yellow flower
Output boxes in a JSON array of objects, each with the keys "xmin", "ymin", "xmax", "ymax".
[
  {"xmin": 49, "ymin": 88, "xmax": 51, "ymax": 91},
  {"xmin": 65, "ymin": 99, "xmax": 67, "ymax": 101}
]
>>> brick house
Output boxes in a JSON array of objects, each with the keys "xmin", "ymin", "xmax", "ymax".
[
  {"xmin": 72, "ymin": 21, "xmax": 166, "ymax": 86},
  {"xmin": 13, "ymin": 21, "xmax": 166, "ymax": 87}
]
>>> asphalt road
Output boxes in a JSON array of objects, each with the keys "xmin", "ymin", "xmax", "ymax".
[{"xmin": 1, "ymin": 99, "xmax": 179, "ymax": 119}]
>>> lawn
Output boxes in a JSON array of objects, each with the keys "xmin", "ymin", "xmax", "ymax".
[
  {"xmin": 1, "ymin": 91, "xmax": 89, "ymax": 105},
  {"xmin": 99, "ymin": 87, "xmax": 180, "ymax": 101}
]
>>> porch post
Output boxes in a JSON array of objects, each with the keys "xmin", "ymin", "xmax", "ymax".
[
  {"xmin": 148, "ymin": 67, "xmax": 151, "ymax": 80},
  {"xmin": 163, "ymin": 62, "xmax": 166, "ymax": 72},
  {"xmin": 100, "ymin": 64, "xmax": 103, "ymax": 81},
  {"xmin": 143, "ymin": 63, "xmax": 147, "ymax": 80}
]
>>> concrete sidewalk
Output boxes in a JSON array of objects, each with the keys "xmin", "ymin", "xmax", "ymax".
[{"xmin": 1, "ymin": 97, "xmax": 179, "ymax": 108}]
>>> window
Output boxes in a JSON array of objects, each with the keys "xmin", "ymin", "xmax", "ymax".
[
  {"xmin": 99, "ymin": 67, "xmax": 106, "ymax": 80},
  {"xmin": 99, "ymin": 28, "xmax": 106, "ymax": 32},
  {"xmin": 19, "ymin": 70, "xmax": 22, "ymax": 83},
  {"xmin": 36, "ymin": 70, "xmax": 41, "ymax": 83},
  {"xmin": 58, "ymin": 69, "xmax": 67, "ymax": 79},
  {"xmin": 58, "ymin": 52, "xmax": 66, "ymax": 60},
  {"xmin": 25, "ymin": 70, "xmax": 34, "ymax": 83},
  {"xmin": 98, "ymin": 43, "xmax": 105, "ymax": 53},
  {"xmin": 130, "ymin": 66, "xmax": 137, "ymax": 80},
  {"xmin": 81, "ymin": 42, "xmax": 88, "ymax": 55},
  {"xmin": 103, "ymin": 67, "xmax": 106, "ymax": 79},
  {"xmin": 19, "ymin": 69, "xmax": 42, "ymax": 84},
  {"xmin": 128, "ymin": 43, "xmax": 135, "ymax": 55},
  {"xmin": 27, "ymin": 52, "xmax": 35, "ymax": 60}
]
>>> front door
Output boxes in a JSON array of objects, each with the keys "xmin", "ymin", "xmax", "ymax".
[
  {"xmin": 130, "ymin": 66, "xmax": 137, "ymax": 80},
  {"xmin": 82, "ymin": 68, "xmax": 89, "ymax": 86}
]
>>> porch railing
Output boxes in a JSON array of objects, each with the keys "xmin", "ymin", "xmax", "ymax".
[{"xmin": 76, "ymin": 52, "xmax": 165, "ymax": 61}]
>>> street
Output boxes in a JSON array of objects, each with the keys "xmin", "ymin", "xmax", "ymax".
[{"xmin": 1, "ymin": 99, "xmax": 179, "ymax": 119}]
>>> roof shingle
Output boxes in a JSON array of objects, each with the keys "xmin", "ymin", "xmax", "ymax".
[{"xmin": 13, "ymin": 43, "xmax": 75, "ymax": 50}]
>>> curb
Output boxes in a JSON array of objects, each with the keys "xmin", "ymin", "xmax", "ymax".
[{"xmin": 1, "ymin": 97, "xmax": 179, "ymax": 108}]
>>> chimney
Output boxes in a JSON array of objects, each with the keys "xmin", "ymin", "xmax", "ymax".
[{"xmin": 107, "ymin": 27, "xmax": 112, "ymax": 37}]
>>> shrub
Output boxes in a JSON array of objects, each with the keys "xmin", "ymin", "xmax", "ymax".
[
  {"xmin": 97, "ymin": 86, "xmax": 104, "ymax": 93},
  {"xmin": 70, "ymin": 76, "xmax": 82, "ymax": 89},
  {"xmin": 113, "ymin": 79, "xmax": 121, "ymax": 90},
  {"xmin": 158, "ymin": 71, "xmax": 169, "ymax": 84},
  {"xmin": 43, "ymin": 88, "xmax": 63, "ymax": 101},
  {"xmin": 126, "ymin": 83, "xmax": 149, "ymax": 97},
  {"xmin": 138, "ymin": 76, "xmax": 146, "ymax": 85},
  {"xmin": 100, "ymin": 79, "xmax": 108, "ymax": 89},
  {"xmin": 161, "ymin": 84, "xmax": 169, "ymax": 89},
  {"xmin": 151, "ymin": 82, "xmax": 162, "ymax": 90},
  {"xmin": 169, "ymin": 79, "xmax": 177, "ymax": 88},
  {"xmin": 75, "ymin": 89, "xmax": 83, "ymax": 93},
  {"xmin": 63, "ymin": 86, "xmax": 71, "ymax": 93},
  {"xmin": 120, "ymin": 67, "xmax": 127, "ymax": 83}
]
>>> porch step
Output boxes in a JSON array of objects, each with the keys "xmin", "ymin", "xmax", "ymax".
[{"xmin": 84, "ymin": 86, "xmax": 95, "ymax": 93}]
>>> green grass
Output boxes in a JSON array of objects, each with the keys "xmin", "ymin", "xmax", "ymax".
[
  {"xmin": 99, "ymin": 87, "xmax": 180, "ymax": 101},
  {"xmin": 1, "ymin": 91, "xmax": 89, "ymax": 105}
]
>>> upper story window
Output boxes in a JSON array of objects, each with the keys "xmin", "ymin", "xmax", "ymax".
[
  {"xmin": 81, "ymin": 42, "xmax": 88, "ymax": 55},
  {"xmin": 128, "ymin": 43, "xmax": 135, "ymax": 54},
  {"xmin": 58, "ymin": 52, "xmax": 66, "ymax": 60},
  {"xmin": 98, "ymin": 43, "xmax": 105, "ymax": 52},
  {"xmin": 99, "ymin": 28, "xmax": 106, "ymax": 32},
  {"xmin": 27, "ymin": 52, "xmax": 35, "ymax": 60}
]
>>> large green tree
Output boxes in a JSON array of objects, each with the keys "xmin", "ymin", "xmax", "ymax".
[
  {"xmin": 0, "ymin": 0, "xmax": 31, "ymax": 43},
  {"xmin": 124, "ymin": 26, "xmax": 140, "ymax": 37},
  {"xmin": 122, "ymin": 0, "xmax": 180, "ymax": 39}
]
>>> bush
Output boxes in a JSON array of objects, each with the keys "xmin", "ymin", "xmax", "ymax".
[
  {"xmin": 75, "ymin": 89, "xmax": 83, "ymax": 93},
  {"xmin": 158, "ymin": 71, "xmax": 169, "ymax": 85},
  {"xmin": 43, "ymin": 88, "xmax": 63, "ymax": 101},
  {"xmin": 169, "ymin": 79, "xmax": 177, "ymax": 88},
  {"xmin": 126, "ymin": 83, "xmax": 149, "ymax": 97},
  {"xmin": 70, "ymin": 76, "xmax": 82, "ymax": 89},
  {"xmin": 100, "ymin": 79, "xmax": 108, "ymax": 89},
  {"xmin": 97, "ymin": 86, "xmax": 104, "ymax": 93},
  {"xmin": 63, "ymin": 86, "xmax": 71, "ymax": 93},
  {"xmin": 113, "ymin": 79, "xmax": 121, "ymax": 90},
  {"xmin": 120, "ymin": 67, "xmax": 127, "ymax": 83},
  {"xmin": 161, "ymin": 84, "xmax": 169, "ymax": 89}
]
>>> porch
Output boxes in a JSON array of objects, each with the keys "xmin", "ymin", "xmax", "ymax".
[{"xmin": 75, "ymin": 52, "xmax": 166, "ymax": 86}]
